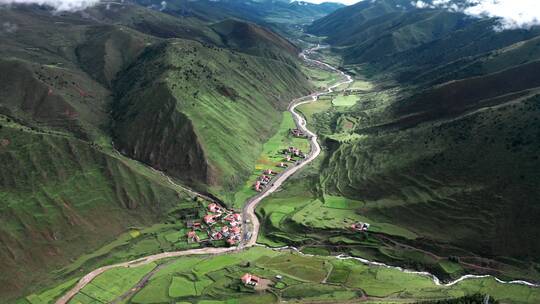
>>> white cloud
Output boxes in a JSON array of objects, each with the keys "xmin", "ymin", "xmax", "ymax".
[
  {"xmin": 413, "ymin": 0, "xmax": 429, "ymax": 9},
  {"xmin": 0, "ymin": 0, "xmax": 100, "ymax": 11},
  {"xmin": 298, "ymin": 0, "xmax": 361, "ymax": 5},
  {"xmin": 410, "ymin": 0, "xmax": 540, "ymax": 30},
  {"xmin": 464, "ymin": 0, "xmax": 540, "ymax": 30}
]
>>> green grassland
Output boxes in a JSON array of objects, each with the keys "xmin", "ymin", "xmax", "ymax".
[
  {"xmin": 40, "ymin": 247, "xmax": 540, "ymax": 304},
  {"xmin": 336, "ymin": 80, "xmax": 374, "ymax": 92},
  {"xmin": 301, "ymin": 63, "xmax": 341, "ymax": 90},
  {"xmin": 256, "ymin": 174, "xmax": 425, "ymax": 260},
  {"xmin": 332, "ymin": 78, "xmax": 374, "ymax": 109},
  {"xmin": 57, "ymin": 222, "xmax": 203, "ymax": 279},
  {"xmin": 332, "ymin": 94, "xmax": 359, "ymax": 107},
  {"xmin": 306, "ymin": 46, "xmax": 343, "ymax": 68},
  {"xmin": 24, "ymin": 278, "xmax": 80, "ymax": 304},
  {"xmin": 70, "ymin": 263, "xmax": 157, "ymax": 304},
  {"xmin": 297, "ymin": 98, "xmax": 333, "ymax": 126}
]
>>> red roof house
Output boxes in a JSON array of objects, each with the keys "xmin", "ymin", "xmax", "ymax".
[
  {"xmin": 351, "ymin": 222, "xmax": 370, "ymax": 231},
  {"xmin": 208, "ymin": 203, "xmax": 222, "ymax": 213},
  {"xmin": 187, "ymin": 231, "xmax": 200, "ymax": 242},
  {"xmin": 204, "ymin": 214, "xmax": 217, "ymax": 224},
  {"xmin": 241, "ymin": 273, "xmax": 260, "ymax": 286}
]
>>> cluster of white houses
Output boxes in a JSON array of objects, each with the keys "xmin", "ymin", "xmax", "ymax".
[{"xmin": 186, "ymin": 203, "xmax": 242, "ymax": 246}]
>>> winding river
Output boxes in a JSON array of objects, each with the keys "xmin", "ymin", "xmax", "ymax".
[{"xmin": 54, "ymin": 45, "xmax": 538, "ymax": 304}]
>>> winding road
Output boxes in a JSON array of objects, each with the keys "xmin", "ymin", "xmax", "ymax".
[
  {"xmin": 240, "ymin": 45, "xmax": 352, "ymax": 247},
  {"xmin": 54, "ymin": 45, "xmax": 537, "ymax": 304},
  {"xmin": 54, "ymin": 44, "xmax": 348, "ymax": 304}
]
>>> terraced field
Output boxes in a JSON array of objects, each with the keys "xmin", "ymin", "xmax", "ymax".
[{"xmin": 31, "ymin": 247, "xmax": 540, "ymax": 304}]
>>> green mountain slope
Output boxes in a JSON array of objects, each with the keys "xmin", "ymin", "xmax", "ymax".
[
  {"xmin": 0, "ymin": 58, "xmax": 109, "ymax": 140},
  {"xmin": 0, "ymin": 3, "xmax": 314, "ymax": 301},
  {"xmin": 0, "ymin": 120, "xmax": 193, "ymax": 300},
  {"xmin": 297, "ymin": 0, "xmax": 540, "ymax": 281},
  {"xmin": 308, "ymin": 0, "xmax": 540, "ymax": 81},
  {"xmin": 323, "ymin": 93, "xmax": 540, "ymax": 261},
  {"xmin": 112, "ymin": 38, "xmax": 311, "ymax": 195},
  {"xmin": 211, "ymin": 19, "xmax": 299, "ymax": 59}
]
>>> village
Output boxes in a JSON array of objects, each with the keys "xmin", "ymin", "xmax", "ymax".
[
  {"xmin": 183, "ymin": 128, "xmax": 311, "ymax": 247},
  {"xmin": 183, "ymin": 122, "xmax": 368, "ymax": 248},
  {"xmin": 253, "ymin": 128, "xmax": 308, "ymax": 193},
  {"xmin": 185, "ymin": 202, "xmax": 243, "ymax": 246}
]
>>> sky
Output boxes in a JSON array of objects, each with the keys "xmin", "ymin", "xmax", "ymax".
[
  {"xmin": 0, "ymin": 0, "xmax": 99, "ymax": 11},
  {"xmin": 0, "ymin": 0, "xmax": 539, "ymax": 30},
  {"xmin": 410, "ymin": 0, "xmax": 540, "ymax": 30},
  {"xmin": 303, "ymin": 0, "xmax": 358, "ymax": 4}
]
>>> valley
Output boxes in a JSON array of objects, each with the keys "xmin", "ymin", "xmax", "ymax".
[
  {"xmin": 2, "ymin": 0, "xmax": 540, "ymax": 303},
  {"xmin": 22, "ymin": 43, "xmax": 540, "ymax": 304},
  {"xmin": 21, "ymin": 43, "xmax": 353, "ymax": 304}
]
